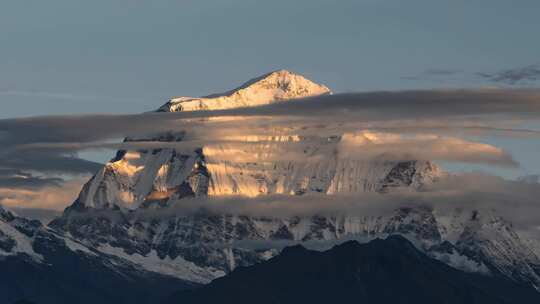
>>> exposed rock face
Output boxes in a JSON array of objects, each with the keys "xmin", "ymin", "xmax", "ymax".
[
  {"xmin": 455, "ymin": 213, "xmax": 540, "ymax": 286},
  {"xmin": 158, "ymin": 69, "xmax": 331, "ymax": 112}
]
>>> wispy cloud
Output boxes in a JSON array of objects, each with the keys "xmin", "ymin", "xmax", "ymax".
[
  {"xmin": 402, "ymin": 68, "xmax": 465, "ymax": 82},
  {"xmin": 478, "ymin": 64, "xmax": 540, "ymax": 85},
  {"xmin": 337, "ymin": 132, "xmax": 518, "ymax": 167},
  {"xmin": 0, "ymin": 178, "xmax": 87, "ymax": 210},
  {"xmin": 1, "ymin": 88, "xmax": 539, "ymax": 210},
  {"xmin": 2, "ymin": 89, "xmax": 540, "ymax": 147},
  {"xmin": 425, "ymin": 69, "xmax": 464, "ymax": 76},
  {"xmin": 0, "ymin": 169, "xmax": 64, "ymax": 189},
  {"xmin": 404, "ymin": 64, "xmax": 540, "ymax": 87},
  {"xmin": 0, "ymin": 90, "xmax": 538, "ymax": 175}
]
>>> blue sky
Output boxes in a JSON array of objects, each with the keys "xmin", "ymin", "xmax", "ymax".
[
  {"xmin": 1, "ymin": 0, "xmax": 540, "ymax": 179},
  {"xmin": 2, "ymin": 0, "xmax": 540, "ymax": 117}
]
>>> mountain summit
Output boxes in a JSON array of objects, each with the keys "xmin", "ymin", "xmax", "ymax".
[{"xmin": 157, "ymin": 69, "xmax": 331, "ymax": 112}]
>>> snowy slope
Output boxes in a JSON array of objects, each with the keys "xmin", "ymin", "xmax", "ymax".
[
  {"xmin": 0, "ymin": 204, "xmax": 195, "ymax": 304},
  {"xmin": 0, "ymin": 205, "xmax": 43, "ymax": 260},
  {"xmin": 158, "ymin": 69, "xmax": 331, "ymax": 112},
  {"xmin": 52, "ymin": 205, "xmax": 540, "ymax": 288},
  {"xmin": 71, "ymin": 133, "xmax": 441, "ymax": 211}
]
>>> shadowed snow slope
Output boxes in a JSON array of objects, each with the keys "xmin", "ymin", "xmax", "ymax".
[{"xmin": 0, "ymin": 205, "xmax": 196, "ymax": 304}]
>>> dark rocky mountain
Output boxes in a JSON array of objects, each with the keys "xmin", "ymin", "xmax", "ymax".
[
  {"xmin": 0, "ymin": 205, "xmax": 196, "ymax": 304},
  {"xmin": 170, "ymin": 235, "xmax": 540, "ymax": 304}
]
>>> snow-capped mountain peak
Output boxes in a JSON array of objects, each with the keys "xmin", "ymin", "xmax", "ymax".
[
  {"xmin": 158, "ymin": 69, "xmax": 331, "ymax": 112},
  {"xmin": 47, "ymin": 71, "xmax": 540, "ymax": 292}
]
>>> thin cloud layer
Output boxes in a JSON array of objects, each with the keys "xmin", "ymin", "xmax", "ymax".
[
  {"xmin": 195, "ymin": 131, "xmax": 518, "ymax": 167},
  {"xmin": 338, "ymin": 132, "xmax": 517, "ymax": 167},
  {"xmin": 2, "ymin": 89, "xmax": 539, "ymax": 159},
  {"xmin": 1, "ymin": 88, "xmax": 539, "ymax": 210},
  {"xmin": 116, "ymin": 172, "xmax": 540, "ymax": 236},
  {"xmin": 0, "ymin": 169, "xmax": 63, "ymax": 190},
  {"xmin": 402, "ymin": 68, "xmax": 465, "ymax": 83},
  {"xmin": 0, "ymin": 178, "xmax": 87, "ymax": 210},
  {"xmin": 478, "ymin": 64, "xmax": 540, "ymax": 85},
  {"xmin": 2, "ymin": 88, "xmax": 540, "ymax": 147}
]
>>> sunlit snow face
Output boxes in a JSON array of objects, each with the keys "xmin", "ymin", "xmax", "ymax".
[{"xmin": 73, "ymin": 112, "xmax": 525, "ymax": 212}]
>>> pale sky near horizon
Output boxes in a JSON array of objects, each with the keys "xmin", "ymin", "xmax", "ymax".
[{"xmin": 1, "ymin": 0, "xmax": 540, "ymax": 179}]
